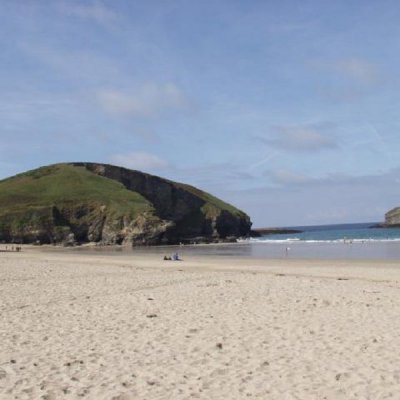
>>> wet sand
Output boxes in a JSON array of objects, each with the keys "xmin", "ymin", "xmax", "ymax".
[{"xmin": 1, "ymin": 248, "xmax": 400, "ymax": 399}]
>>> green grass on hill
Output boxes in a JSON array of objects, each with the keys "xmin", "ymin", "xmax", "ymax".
[{"xmin": 0, "ymin": 164, "xmax": 153, "ymax": 219}]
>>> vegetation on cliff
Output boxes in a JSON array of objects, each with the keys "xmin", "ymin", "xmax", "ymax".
[{"xmin": 0, "ymin": 163, "xmax": 251, "ymax": 245}]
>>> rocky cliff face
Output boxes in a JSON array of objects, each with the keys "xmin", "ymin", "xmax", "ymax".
[
  {"xmin": 0, "ymin": 163, "xmax": 252, "ymax": 245},
  {"xmin": 384, "ymin": 207, "xmax": 400, "ymax": 227}
]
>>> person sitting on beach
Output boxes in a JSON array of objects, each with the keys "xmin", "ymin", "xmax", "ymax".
[{"xmin": 172, "ymin": 252, "xmax": 180, "ymax": 261}]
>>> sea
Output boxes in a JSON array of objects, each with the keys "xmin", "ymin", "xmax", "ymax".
[
  {"xmin": 77, "ymin": 222, "xmax": 400, "ymax": 261},
  {"xmin": 244, "ymin": 222, "xmax": 400, "ymax": 260}
]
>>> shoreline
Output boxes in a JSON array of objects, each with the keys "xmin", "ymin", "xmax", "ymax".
[{"xmin": 2, "ymin": 235, "xmax": 400, "ymax": 263}]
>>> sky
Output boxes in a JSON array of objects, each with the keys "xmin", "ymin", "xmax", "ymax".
[{"xmin": 1, "ymin": 0, "xmax": 400, "ymax": 227}]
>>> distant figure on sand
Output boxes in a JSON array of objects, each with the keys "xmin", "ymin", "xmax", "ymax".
[
  {"xmin": 163, "ymin": 253, "xmax": 181, "ymax": 261},
  {"xmin": 285, "ymin": 247, "xmax": 290, "ymax": 256}
]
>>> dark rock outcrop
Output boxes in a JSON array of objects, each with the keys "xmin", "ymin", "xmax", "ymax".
[{"xmin": 250, "ymin": 228, "xmax": 302, "ymax": 237}]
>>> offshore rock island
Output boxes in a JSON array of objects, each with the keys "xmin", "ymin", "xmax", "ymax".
[
  {"xmin": 0, "ymin": 163, "xmax": 252, "ymax": 245},
  {"xmin": 373, "ymin": 207, "xmax": 400, "ymax": 228},
  {"xmin": 383, "ymin": 207, "xmax": 400, "ymax": 227}
]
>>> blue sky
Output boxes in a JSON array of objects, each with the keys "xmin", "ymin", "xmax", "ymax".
[{"xmin": 1, "ymin": 0, "xmax": 400, "ymax": 227}]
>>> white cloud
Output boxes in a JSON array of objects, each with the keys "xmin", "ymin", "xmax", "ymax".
[
  {"xmin": 97, "ymin": 83, "xmax": 189, "ymax": 117},
  {"xmin": 58, "ymin": 1, "xmax": 117, "ymax": 24},
  {"xmin": 261, "ymin": 125, "xmax": 337, "ymax": 152},
  {"xmin": 109, "ymin": 151, "xmax": 169, "ymax": 171}
]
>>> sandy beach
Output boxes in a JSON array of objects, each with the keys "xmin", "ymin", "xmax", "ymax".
[{"xmin": 2, "ymin": 248, "xmax": 400, "ymax": 399}]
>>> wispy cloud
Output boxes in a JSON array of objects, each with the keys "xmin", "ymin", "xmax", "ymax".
[
  {"xmin": 312, "ymin": 57, "xmax": 387, "ymax": 103},
  {"xmin": 171, "ymin": 162, "xmax": 255, "ymax": 188},
  {"xmin": 266, "ymin": 169, "xmax": 311, "ymax": 185},
  {"xmin": 57, "ymin": 1, "xmax": 118, "ymax": 25},
  {"xmin": 19, "ymin": 43, "xmax": 122, "ymax": 84},
  {"xmin": 311, "ymin": 57, "xmax": 380, "ymax": 86},
  {"xmin": 97, "ymin": 83, "xmax": 189, "ymax": 117},
  {"xmin": 259, "ymin": 125, "xmax": 337, "ymax": 152},
  {"xmin": 311, "ymin": 57, "xmax": 382, "ymax": 102},
  {"xmin": 109, "ymin": 151, "xmax": 169, "ymax": 171},
  {"xmin": 248, "ymin": 151, "xmax": 280, "ymax": 171},
  {"xmin": 222, "ymin": 167, "xmax": 400, "ymax": 226},
  {"xmin": 334, "ymin": 58, "xmax": 379, "ymax": 85},
  {"xmin": 264, "ymin": 167, "xmax": 400, "ymax": 189}
]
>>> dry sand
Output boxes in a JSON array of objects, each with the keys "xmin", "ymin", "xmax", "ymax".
[{"xmin": 1, "ymin": 248, "xmax": 400, "ymax": 399}]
